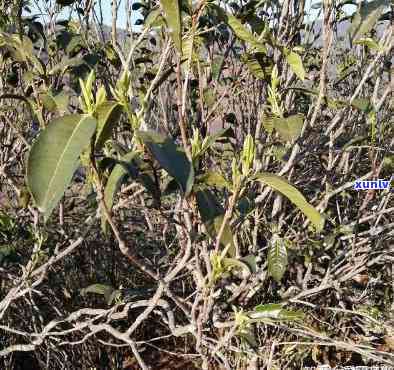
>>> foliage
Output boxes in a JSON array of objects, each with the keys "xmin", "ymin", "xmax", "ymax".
[{"xmin": 0, "ymin": 0, "xmax": 392, "ymax": 369}]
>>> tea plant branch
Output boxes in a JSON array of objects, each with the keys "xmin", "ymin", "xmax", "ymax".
[
  {"xmin": 125, "ymin": 24, "xmax": 153, "ymax": 71},
  {"xmin": 176, "ymin": 56, "xmax": 191, "ymax": 159},
  {"xmin": 90, "ymin": 156, "xmax": 159, "ymax": 281},
  {"xmin": 0, "ymin": 93, "xmax": 29, "ymax": 104},
  {"xmin": 273, "ymin": 323, "xmax": 394, "ymax": 365},
  {"xmin": 309, "ymin": 0, "xmax": 333, "ymax": 128},
  {"xmin": 349, "ymin": 27, "xmax": 393, "ymax": 106},
  {"xmin": 376, "ymin": 83, "xmax": 393, "ymax": 111},
  {"xmin": 137, "ymin": 38, "xmax": 172, "ymax": 127},
  {"xmin": 30, "ymin": 237, "xmax": 84, "ymax": 278},
  {"xmin": 111, "ymin": 0, "xmax": 118, "ymax": 50},
  {"xmin": 325, "ymin": 27, "xmax": 393, "ymax": 136},
  {"xmin": 125, "ymin": 283, "xmax": 165, "ymax": 337},
  {"xmin": 214, "ymin": 188, "xmax": 239, "ymax": 254}
]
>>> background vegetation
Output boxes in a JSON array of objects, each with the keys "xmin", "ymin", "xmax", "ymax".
[{"xmin": 0, "ymin": 0, "xmax": 393, "ymax": 369}]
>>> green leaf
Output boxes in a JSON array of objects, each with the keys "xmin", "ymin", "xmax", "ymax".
[
  {"xmin": 228, "ymin": 16, "xmax": 267, "ymax": 53},
  {"xmin": 182, "ymin": 32, "xmax": 201, "ymax": 73},
  {"xmin": 145, "ymin": 7, "xmax": 165, "ymax": 28},
  {"xmin": 137, "ymin": 130, "xmax": 194, "ymax": 196},
  {"xmin": 203, "ymin": 128, "xmax": 234, "ymax": 150},
  {"xmin": 160, "ymin": 0, "xmax": 182, "ymax": 52},
  {"xmin": 48, "ymin": 56, "xmax": 85, "ymax": 75},
  {"xmin": 65, "ymin": 34, "xmax": 83, "ymax": 55},
  {"xmin": 249, "ymin": 303, "xmax": 304, "ymax": 321},
  {"xmin": 255, "ymin": 173, "xmax": 324, "ymax": 231},
  {"xmin": 95, "ymin": 102, "xmax": 123, "ymax": 150},
  {"xmin": 285, "ymin": 51, "xmax": 306, "ymax": 81},
  {"xmin": 251, "ymin": 303, "xmax": 283, "ymax": 318},
  {"xmin": 274, "ymin": 114, "xmax": 304, "ymax": 142},
  {"xmin": 102, "ymin": 151, "xmax": 139, "ymax": 233},
  {"xmin": 241, "ymin": 53, "xmax": 271, "ymax": 79},
  {"xmin": 267, "ymin": 235, "xmax": 288, "ymax": 282},
  {"xmin": 350, "ymin": 98, "xmax": 374, "ymax": 114},
  {"xmin": 354, "ymin": 37, "xmax": 380, "ymax": 50},
  {"xmin": 27, "ymin": 114, "xmax": 97, "ymax": 222},
  {"xmin": 222, "ymin": 257, "xmax": 252, "ymax": 275},
  {"xmin": 350, "ymin": 0, "xmax": 389, "ymax": 42},
  {"xmin": 279, "ymin": 309, "xmax": 305, "ymax": 321},
  {"xmin": 41, "ymin": 91, "xmax": 70, "ymax": 114},
  {"xmin": 262, "ymin": 114, "xmax": 304, "ymax": 142},
  {"xmin": 240, "ymin": 255, "xmax": 258, "ymax": 274},
  {"xmin": 80, "ymin": 283, "xmax": 116, "ymax": 305},
  {"xmin": 196, "ymin": 190, "xmax": 235, "ymax": 256},
  {"xmin": 197, "ymin": 171, "xmax": 230, "ymax": 189},
  {"xmin": 211, "ymin": 5, "xmax": 267, "ymax": 53}
]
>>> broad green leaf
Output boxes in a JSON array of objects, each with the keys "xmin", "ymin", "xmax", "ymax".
[
  {"xmin": 182, "ymin": 32, "xmax": 201, "ymax": 73},
  {"xmin": 262, "ymin": 114, "xmax": 304, "ymax": 142},
  {"xmin": 203, "ymin": 128, "xmax": 234, "ymax": 150},
  {"xmin": 350, "ymin": 0, "xmax": 389, "ymax": 42},
  {"xmin": 249, "ymin": 303, "xmax": 304, "ymax": 321},
  {"xmin": 145, "ymin": 7, "xmax": 165, "ymax": 28},
  {"xmin": 0, "ymin": 33, "xmax": 44, "ymax": 74},
  {"xmin": 138, "ymin": 130, "xmax": 194, "ymax": 196},
  {"xmin": 107, "ymin": 290, "xmax": 122, "ymax": 305},
  {"xmin": 27, "ymin": 114, "xmax": 97, "ymax": 221},
  {"xmin": 241, "ymin": 134, "xmax": 255, "ymax": 174},
  {"xmin": 250, "ymin": 303, "xmax": 283, "ymax": 318},
  {"xmin": 237, "ymin": 196, "xmax": 255, "ymax": 216},
  {"xmin": 240, "ymin": 255, "xmax": 258, "ymax": 273},
  {"xmin": 102, "ymin": 151, "xmax": 139, "ymax": 233},
  {"xmin": 255, "ymin": 173, "xmax": 325, "ymax": 231},
  {"xmin": 80, "ymin": 283, "xmax": 117, "ymax": 305},
  {"xmin": 227, "ymin": 15, "xmax": 267, "ymax": 53},
  {"xmin": 95, "ymin": 102, "xmax": 123, "ymax": 150},
  {"xmin": 160, "ymin": 0, "xmax": 182, "ymax": 52},
  {"xmin": 66, "ymin": 34, "xmax": 83, "ymax": 55},
  {"xmin": 241, "ymin": 53, "xmax": 271, "ymax": 79},
  {"xmin": 243, "ymin": 55, "xmax": 264, "ymax": 79},
  {"xmin": 211, "ymin": 5, "xmax": 267, "ymax": 53},
  {"xmin": 182, "ymin": 32, "xmax": 194, "ymax": 72},
  {"xmin": 285, "ymin": 51, "xmax": 306, "ymax": 81},
  {"xmin": 80, "ymin": 283, "xmax": 114, "ymax": 297},
  {"xmin": 354, "ymin": 37, "xmax": 380, "ymax": 50},
  {"xmin": 279, "ymin": 309, "xmax": 305, "ymax": 321},
  {"xmin": 222, "ymin": 257, "xmax": 252, "ymax": 275},
  {"xmin": 351, "ymin": 98, "xmax": 374, "ymax": 113},
  {"xmin": 48, "ymin": 56, "xmax": 85, "ymax": 75},
  {"xmin": 41, "ymin": 91, "xmax": 70, "ymax": 114},
  {"xmin": 267, "ymin": 235, "xmax": 288, "ymax": 282},
  {"xmin": 197, "ymin": 171, "xmax": 230, "ymax": 189},
  {"xmin": 274, "ymin": 114, "xmax": 304, "ymax": 142},
  {"xmin": 196, "ymin": 190, "xmax": 235, "ymax": 256}
]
